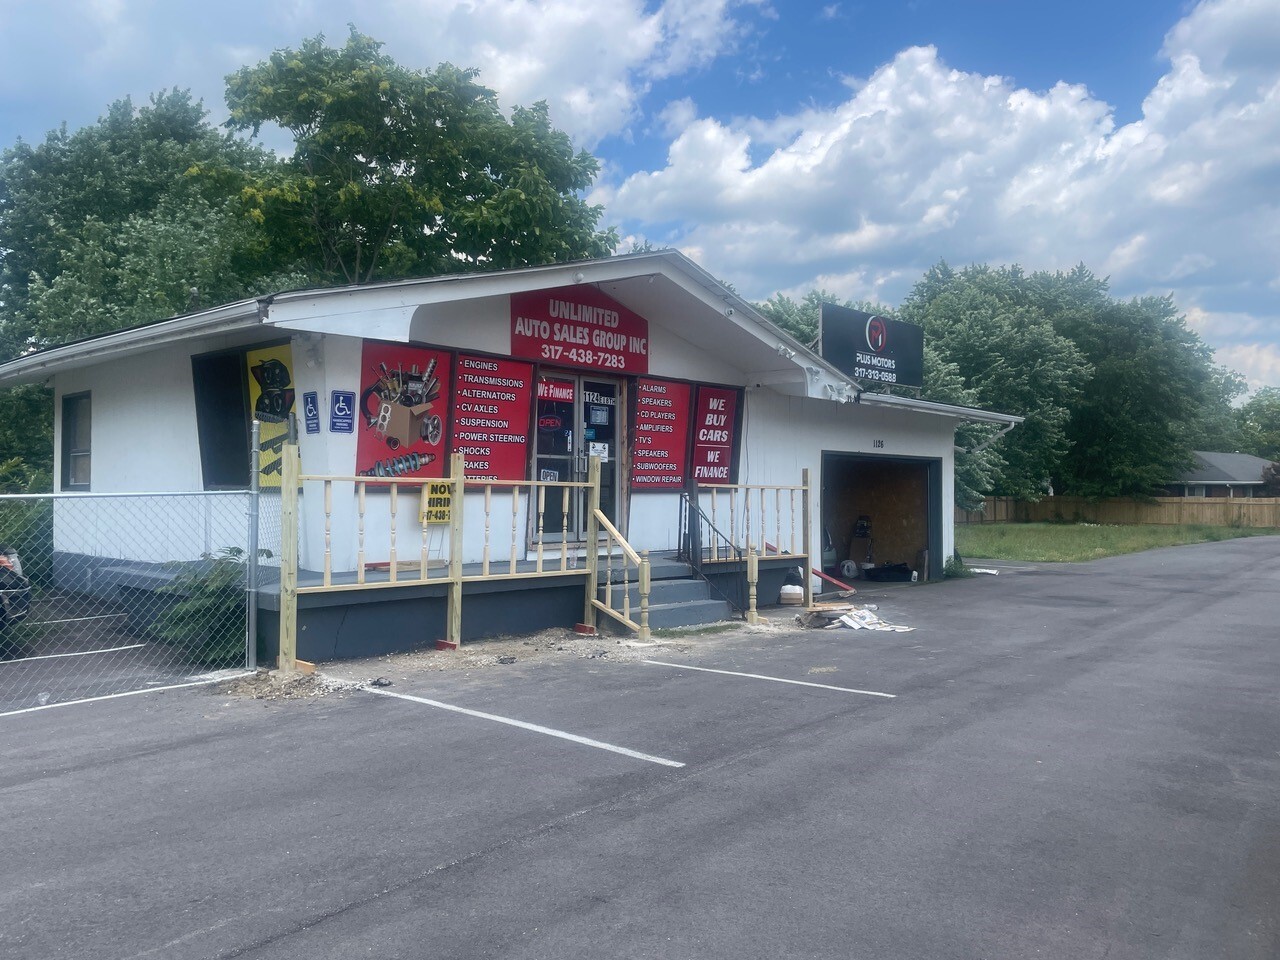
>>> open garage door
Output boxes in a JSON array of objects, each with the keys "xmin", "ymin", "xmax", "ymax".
[{"xmin": 820, "ymin": 453, "xmax": 943, "ymax": 585}]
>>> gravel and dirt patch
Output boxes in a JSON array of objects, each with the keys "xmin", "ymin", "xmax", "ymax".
[
  {"xmin": 210, "ymin": 669, "xmax": 361, "ymax": 701},
  {"xmin": 211, "ymin": 609, "xmax": 853, "ymax": 700}
]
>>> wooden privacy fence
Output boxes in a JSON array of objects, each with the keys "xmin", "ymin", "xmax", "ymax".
[{"xmin": 958, "ymin": 496, "xmax": 1280, "ymax": 527}]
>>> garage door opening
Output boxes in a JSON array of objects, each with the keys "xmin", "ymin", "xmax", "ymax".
[{"xmin": 821, "ymin": 453, "xmax": 943, "ymax": 587}]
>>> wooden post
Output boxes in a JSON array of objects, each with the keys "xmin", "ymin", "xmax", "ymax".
[
  {"xmin": 446, "ymin": 452, "xmax": 465, "ymax": 648},
  {"xmin": 801, "ymin": 467, "xmax": 813, "ymax": 607},
  {"xmin": 277, "ymin": 442, "xmax": 300, "ymax": 672},
  {"xmin": 746, "ymin": 545, "xmax": 759, "ymax": 625},
  {"xmin": 583, "ymin": 456, "xmax": 602, "ymax": 628},
  {"xmin": 638, "ymin": 549, "xmax": 651, "ymax": 643}
]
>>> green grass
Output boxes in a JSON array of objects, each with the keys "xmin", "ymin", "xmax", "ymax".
[{"xmin": 955, "ymin": 522, "xmax": 1276, "ymax": 563}]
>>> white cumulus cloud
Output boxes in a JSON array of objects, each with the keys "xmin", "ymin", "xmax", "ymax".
[{"xmin": 601, "ymin": 0, "xmax": 1280, "ymax": 387}]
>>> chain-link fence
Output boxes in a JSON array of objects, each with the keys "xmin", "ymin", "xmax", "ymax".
[{"xmin": 0, "ymin": 491, "xmax": 257, "ymax": 713}]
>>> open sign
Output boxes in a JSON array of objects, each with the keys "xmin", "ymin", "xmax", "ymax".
[{"xmin": 537, "ymin": 415, "xmax": 563, "ymax": 430}]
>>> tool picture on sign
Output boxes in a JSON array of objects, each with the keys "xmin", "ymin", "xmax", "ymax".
[{"xmin": 355, "ymin": 342, "xmax": 453, "ymax": 479}]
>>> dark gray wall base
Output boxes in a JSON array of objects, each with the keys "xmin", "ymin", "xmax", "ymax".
[{"xmin": 256, "ymin": 579, "xmax": 586, "ymax": 663}]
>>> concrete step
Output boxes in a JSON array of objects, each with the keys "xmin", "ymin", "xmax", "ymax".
[
  {"xmin": 597, "ymin": 555, "xmax": 692, "ymax": 583},
  {"xmin": 600, "ymin": 597, "xmax": 734, "ymax": 632},
  {"xmin": 645, "ymin": 598, "xmax": 734, "ymax": 629},
  {"xmin": 599, "ymin": 577, "xmax": 710, "ymax": 607}
]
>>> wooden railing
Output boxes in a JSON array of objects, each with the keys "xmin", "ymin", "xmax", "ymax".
[
  {"xmin": 583, "ymin": 457, "xmax": 651, "ymax": 642},
  {"xmin": 277, "ymin": 448, "xmax": 650, "ymax": 669},
  {"xmin": 693, "ymin": 471, "xmax": 811, "ymax": 561},
  {"xmin": 294, "ymin": 459, "xmax": 592, "ymax": 593}
]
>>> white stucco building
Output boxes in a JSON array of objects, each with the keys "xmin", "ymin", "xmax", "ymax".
[{"xmin": 0, "ymin": 251, "xmax": 1020, "ymax": 656}]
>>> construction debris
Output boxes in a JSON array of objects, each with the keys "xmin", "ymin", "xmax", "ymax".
[{"xmin": 794, "ymin": 602, "xmax": 913, "ymax": 633}]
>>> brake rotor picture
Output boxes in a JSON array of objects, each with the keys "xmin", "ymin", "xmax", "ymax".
[{"xmin": 422, "ymin": 414, "xmax": 443, "ymax": 446}]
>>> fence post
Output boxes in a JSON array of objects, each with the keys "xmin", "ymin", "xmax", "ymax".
[
  {"xmin": 746, "ymin": 546, "xmax": 759, "ymax": 625},
  {"xmin": 246, "ymin": 420, "xmax": 260, "ymax": 671},
  {"xmin": 801, "ymin": 468, "xmax": 813, "ymax": 607},
  {"xmin": 277, "ymin": 441, "xmax": 300, "ymax": 672},
  {"xmin": 638, "ymin": 549, "xmax": 651, "ymax": 643},
  {"xmin": 583, "ymin": 456, "xmax": 601, "ymax": 628},
  {"xmin": 446, "ymin": 452, "xmax": 465, "ymax": 648}
]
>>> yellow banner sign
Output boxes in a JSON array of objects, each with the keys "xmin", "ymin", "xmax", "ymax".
[
  {"xmin": 246, "ymin": 343, "xmax": 296, "ymax": 488},
  {"xmin": 421, "ymin": 481, "xmax": 452, "ymax": 524}
]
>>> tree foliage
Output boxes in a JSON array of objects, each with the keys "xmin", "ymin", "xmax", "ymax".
[
  {"xmin": 0, "ymin": 91, "xmax": 301, "ymax": 482},
  {"xmin": 0, "ymin": 90, "xmax": 287, "ymax": 358},
  {"xmin": 899, "ymin": 263, "xmax": 1090, "ymax": 500},
  {"xmin": 755, "ymin": 289, "xmax": 891, "ymax": 347},
  {"xmin": 1236, "ymin": 387, "xmax": 1280, "ymax": 462},
  {"xmin": 1023, "ymin": 265, "xmax": 1241, "ymax": 497},
  {"xmin": 225, "ymin": 28, "xmax": 616, "ymax": 285}
]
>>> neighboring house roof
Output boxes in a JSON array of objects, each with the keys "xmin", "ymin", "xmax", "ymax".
[
  {"xmin": 0, "ymin": 250, "xmax": 1022, "ymax": 427},
  {"xmin": 1177, "ymin": 451, "xmax": 1274, "ymax": 485}
]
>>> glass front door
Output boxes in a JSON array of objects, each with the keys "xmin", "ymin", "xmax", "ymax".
[{"xmin": 534, "ymin": 374, "xmax": 621, "ymax": 541}]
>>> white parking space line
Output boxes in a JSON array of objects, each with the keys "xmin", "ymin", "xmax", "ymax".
[
  {"xmin": 642, "ymin": 660, "xmax": 897, "ymax": 699},
  {"xmin": 362, "ymin": 686, "xmax": 686, "ymax": 768},
  {"xmin": 0, "ymin": 673, "xmax": 253, "ymax": 719},
  {"xmin": 3, "ymin": 642, "xmax": 146, "ymax": 664},
  {"xmin": 28, "ymin": 613, "xmax": 129, "ymax": 626}
]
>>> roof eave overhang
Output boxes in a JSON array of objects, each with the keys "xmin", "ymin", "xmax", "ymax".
[
  {"xmin": 0, "ymin": 300, "xmax": 264, "ymax": 387},
  {"xmin": 858, "ymin": 391, "xmax": 1024, "ymax": 426}
]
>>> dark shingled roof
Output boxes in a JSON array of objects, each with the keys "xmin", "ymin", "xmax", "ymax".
[{"xmin": 1176, "ymin": 451, "xmax": 1274, "ymax": 485}]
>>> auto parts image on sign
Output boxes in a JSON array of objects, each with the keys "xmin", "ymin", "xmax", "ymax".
[{"xmin": 355, "ymin": 342, "xmax": 453, "ymax": 479}]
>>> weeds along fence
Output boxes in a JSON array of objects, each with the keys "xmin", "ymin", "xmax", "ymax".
[
  {"xmin": 957, "ymin": 496, "xmax": 1280, "ymax": 527},
  {"xmin": 0, "ymin": 491, "xmax": 257, "ymax": 713}
]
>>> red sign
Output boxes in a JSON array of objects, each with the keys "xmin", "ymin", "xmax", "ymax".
[
  {"xmin": 631, "ymin": 378, "xmax": 692, "ymax": 490},
  {"xmin": 356, "ymin": 342, "xmax": 453, "ymax": 479},
  {"xmin": 537, "ymin": 379, "xmax": 574, "ymax": 402},
  {"xmin": 690, "ymin": 386, "xmax": 739, "ymax": 483},
  {"xmin": 511, "ymin": 286, "xmax": 649, "ymax": 374},
  {"xmin": 450, "ymin": 355, "xmax": 534, "ymax": 481}
]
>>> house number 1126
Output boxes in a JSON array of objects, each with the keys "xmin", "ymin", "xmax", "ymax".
[{"xmin": 872, "ymin": 439, "xmax": 885, "ymax": 448}]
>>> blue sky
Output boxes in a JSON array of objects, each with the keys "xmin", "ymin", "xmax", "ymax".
[{"xmin": 2, "ymin": 1, "xmax": 1277, "ymax": 390}]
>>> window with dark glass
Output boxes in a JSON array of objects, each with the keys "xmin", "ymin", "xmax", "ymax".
[{"xmin": 61, "ymin": 392, "xmax": 91, "ymax": 491}]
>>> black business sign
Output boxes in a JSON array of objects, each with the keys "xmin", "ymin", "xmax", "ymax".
[{"xmin": 819, "ymin": 303, "xmax": 924, "ymax": 388}]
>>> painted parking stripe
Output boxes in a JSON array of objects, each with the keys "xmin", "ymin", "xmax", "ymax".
[
  {"xmin": 26, "ymin": 613, "xmax": 129, "ymax": 626},
  {"xmin": 642, "ymin": 660, "xmax": 896, "ymax": 699},
  {"xmin": 0, "ymin": 673, "xmax": 252, "ymax": 719},
  {"xmin": 2, "ymin": 642, "xmax": 146, "ymax": 664},
  {"xmin": 362, "ymin": 686, "xmax": 686, "ymax": 768}
]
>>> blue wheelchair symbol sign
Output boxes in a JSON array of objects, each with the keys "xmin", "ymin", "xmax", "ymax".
[
  {"xmin": 302, "ymin": 391, "xmax": 320, "ymax": 434},
  {"xmin": 330, "ymin": 390, "xmax": 356, "ymax": 433}
]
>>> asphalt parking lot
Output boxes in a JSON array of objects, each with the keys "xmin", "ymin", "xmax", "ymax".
[{"xmin": 2, "ymin": 535, "xmax": 1278, "ymax": 960}]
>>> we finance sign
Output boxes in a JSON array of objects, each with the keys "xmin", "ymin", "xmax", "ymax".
[{"xmin": 511, "ymin": 286, "xmax": 649, "ymax": 374}]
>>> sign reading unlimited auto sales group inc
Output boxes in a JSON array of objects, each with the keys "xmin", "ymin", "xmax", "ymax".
[{"xmin": 511, "ymin": 286, "xmax": 649, "ymax": 374}]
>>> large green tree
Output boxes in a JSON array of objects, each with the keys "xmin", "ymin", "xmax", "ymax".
[
  {"xmin": 1237, "ymin": 387, "xmax": 1280, "ymax": 461},
  {"xmin": 225, "ymin": 29, "xmax": 616, "ymax": 285},
  {"xmin": 0, "ymin": 90, "xmax": 289, "ymax": 357},
  {"xmin": 0, "ymin": 90, "xmax": 300, "ymax": 482},
  {"xmin": 1026, "ymin": 265, "xmax": 1239, "ymax": 497},
  {"xmin": 899, "ymin": 263, "xmax": 1091, "ymax": 500}
]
